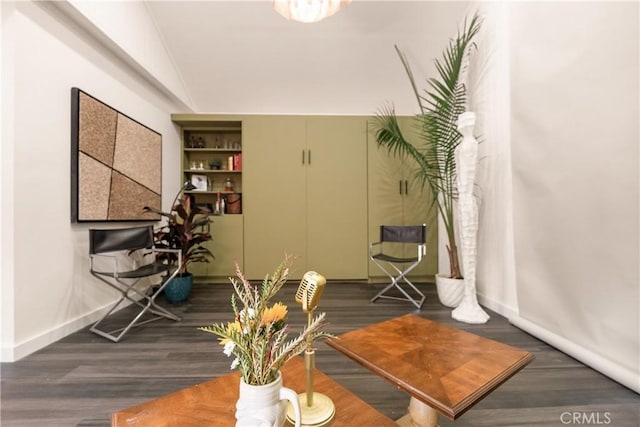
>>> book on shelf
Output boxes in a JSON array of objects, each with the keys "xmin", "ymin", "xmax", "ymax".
[{"xmin": 227, "ymin": 153, "xmax": 242, "ymax": 171}]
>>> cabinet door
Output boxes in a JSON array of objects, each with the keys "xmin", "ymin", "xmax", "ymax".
[
  {"xmin": 242, "ymin": 116, "xmax": 307, "ymax": 280},
  {"xmin": 401, "ymin": 155, "xmax": 438, "ymax": 278},
  {"xmin": 398, "ymin": 118, "xmax": 438, "ymax": 278},
  {"xmin": 367, "ymin": 119, "xmax": 404, "ymax": 277},
  {"xmin": 306, "ymin": 117, "xmax": 368, "ymax": 279},
  {"xmin": 187, "ymin": 210, "xmax": 244, "ymax": 282},
  {"xmin": 367, "ymin": 117, "xmax": 438, "ymax": 280},
  {"xmin": 208, "ymin": 215, "xmax": 244, "ymax": 279}
]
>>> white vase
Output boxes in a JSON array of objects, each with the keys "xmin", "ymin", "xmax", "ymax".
[
  {"xmin": 235, "ymin": 372, "xmax": 301, "ymax": 427},
  {"xmin": 435, "ymin": 274, "xmax": 464, "ymax": 308}
]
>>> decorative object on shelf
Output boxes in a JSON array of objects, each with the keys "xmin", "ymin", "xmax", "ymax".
[
  {"xmin": 286, "ymin": 271, "xmax": 335, "ymax": 427},
  {"xmin": 190, "ymin": 160, "xmax": 205, "ymax": 170},
  {"xmin": 208, "ymin": 159, "xmax": 222, "ymax": 170},
  {"xmin": 226, "ymin": 193, "xmax": 242, "ymax": 214},
  {"xmin": 224, "ymin": 178, "xmax": 235, "ymax": 192},
  {"xmin": 70, "ymin": 87, "xmax": 162, "ymax": 222},
  {"xmin": 451, "ymin": 112, "xmax": 489, "ymax": 324},
  {"xmin": 191, "ymin": 174, "xmax": 208, "ymax": 191},
  {"xmin": 372, "ymin": 13, "xmax": 482, "ymax": 307},
  {"xmin": 198, "ymin": 256, "xmax": 333, "ymax": 427},
  {"xmin": 214, "ymin": 192, "xmax": 223, "ymax": 215},
  {"xmin": 142, "ymin": 183, "xmax": 214, "ymax": 303},
  {"xmin": 189, "ymin": 135, "xmax": 205, "ymax": 148},
  {"xmin": 273, "ymin": 0, "xmax": 351, "ymax": 23}
]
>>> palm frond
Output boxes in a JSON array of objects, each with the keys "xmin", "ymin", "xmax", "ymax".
[{"xmin": 373, "ymin": 12, "xmax": 482, "ymax": 279}]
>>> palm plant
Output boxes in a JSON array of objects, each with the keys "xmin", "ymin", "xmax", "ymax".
[{"xmin": 373, "ymin": 13, "xmax": 481, "ymax": 279}]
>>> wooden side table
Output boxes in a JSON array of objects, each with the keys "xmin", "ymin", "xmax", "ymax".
[
  {"xmin": 111, "ymin": 356, "xmax": 397, "ymax": 426},
  {"xmin": 327, "ymin": 314, "xmax": 535, "ymax": 427}
]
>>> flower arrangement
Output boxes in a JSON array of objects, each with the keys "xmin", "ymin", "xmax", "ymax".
[{"xmin": 199, "ymin": 256, "xmax": 332, "ymax": 385}]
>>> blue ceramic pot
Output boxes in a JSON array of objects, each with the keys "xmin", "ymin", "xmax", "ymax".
[{"xmin": 163, "ymin": 273, "xmax": 193, "ymax": 303}]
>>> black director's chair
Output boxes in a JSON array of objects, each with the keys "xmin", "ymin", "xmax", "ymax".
[
  {"xmin": 88, "ymin": 226, "xmax": 181, "ymax": 342},
  {"xmin": 369, "ymin": 224, "xmax": 427, "ymax": 309}
]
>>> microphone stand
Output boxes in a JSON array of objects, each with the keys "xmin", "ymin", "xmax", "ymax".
[{"xmin": 287, "ymin": 286, "xmax": 335, "ymax": 426}]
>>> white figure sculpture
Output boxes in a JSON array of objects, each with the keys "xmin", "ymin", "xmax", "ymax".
[{"xmin": 452, "ymin": 112, "xmax": 490, "ymax": 324}]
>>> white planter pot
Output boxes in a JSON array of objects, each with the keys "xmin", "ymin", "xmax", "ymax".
[
  {"xmin": 435, "ymin": 274, "xmax": 464, "ymax": 308},
  {"xmin": 235, "ymin": 372, "xmax": 301, "ymax": 427}
]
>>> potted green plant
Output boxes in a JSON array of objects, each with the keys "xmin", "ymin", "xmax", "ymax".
[
  {"xmin": 373, "ymin": 13, "xmax": 481, "ymax": 307},
  {"xmin": 143, "ymin": 191, "xmax": 214, "ymax": 303}
]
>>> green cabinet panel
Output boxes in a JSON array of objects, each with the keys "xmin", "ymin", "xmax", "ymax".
[
  {"xmin": 306, "ymin": 117, "xmax": 368, "ymax": 279},
  {"xmin": 209, "ymin": 215, "xmax": 244, "ymax": 279},
  {"xmin": 367, "ymin": 117, "xmax": 438, "ymax": 280},
  {"xmin": 242, "ymin": 116, "xmax": 308, "ymax": 279},
  {"xmin": 243, "ymin": 116, "xmax": 368, "ymax": 280},
  {"xmin": 188, "ymin": 215, "xmax": 244, "ymax": 281}
]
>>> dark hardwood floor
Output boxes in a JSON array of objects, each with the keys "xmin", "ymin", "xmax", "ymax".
[{"xmin": 1, "ymin": 282, "xmax": 638, "ymax": 426}]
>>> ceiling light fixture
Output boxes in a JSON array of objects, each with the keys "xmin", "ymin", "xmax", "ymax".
[{"xmin": 273, "ymin": 0, "xmax": 351, "ymax": 23}]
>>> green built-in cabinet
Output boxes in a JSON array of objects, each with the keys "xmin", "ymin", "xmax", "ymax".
[
  {"xmin": 367, "ymin": 118, "xmax": 438, "ymax": 281},
  {"xmin": 242, "ymin": 115, "xmax": 368, "ymax": 280},
  {"xmin": 172, "ymin": 114, "xmax": 436, "ymax": 282}
]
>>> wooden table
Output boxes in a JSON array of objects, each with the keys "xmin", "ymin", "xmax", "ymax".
[
  {"xmin": 326, "ymin": 314, "xmax": 534, "ymax": 427},
  {"xmin": 111, "ymin": 356, "xmax": 397, "ymax": 426}
]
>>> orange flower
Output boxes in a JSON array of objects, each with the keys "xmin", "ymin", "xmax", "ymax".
[{"xmin": 261, "ymin": 302, "xmax": 288, "ymax": 326}]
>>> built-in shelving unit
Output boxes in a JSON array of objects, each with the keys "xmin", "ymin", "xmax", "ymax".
[
  {"xmin": 171, "ymin": 115, "xmax": 244, "ymax": 280},
  {"xmin": 180, "ymin": 122, "xmax": 242, "ymax": 214}
]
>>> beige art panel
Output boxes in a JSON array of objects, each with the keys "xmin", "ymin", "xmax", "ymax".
[
  {"xmin": 78, "ymin": 153, "xmax": 111, "ymax": 220},
  {"xmin": 71, "ymin": 88, "xmax": 162, "ymax": 222},
  {"xmin": 113, "ymin": 114, "xmax": 162, "ymax": 194},
  {"xmin": 78, "ymin": 92, "xmax": 117, "ymax": 167},
  {"xmin": 108, "ymin": 172, "xmax": 161, "ymax": 221}
]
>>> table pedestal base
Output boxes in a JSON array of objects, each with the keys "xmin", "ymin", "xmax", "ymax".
[{"xmin": 395, "ymin": 397, "xmax": 440, "ymax": 427}]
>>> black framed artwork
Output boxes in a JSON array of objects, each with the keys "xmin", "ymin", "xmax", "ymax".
[{"xmin": 71, "ymin": 87, "xmax": 161, "ymax": 222}]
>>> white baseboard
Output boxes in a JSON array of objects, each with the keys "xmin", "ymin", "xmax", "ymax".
[
  {"xmin": 1, "ymin": 300, "xmax": 124, "ymax": 362},
  {"xmin": 509, "ymin": 314, "xmax": 640, "ymax": 394},
  {"xmin": 477, "ymin": 292, "xmax": 519, "ymax": 319}
]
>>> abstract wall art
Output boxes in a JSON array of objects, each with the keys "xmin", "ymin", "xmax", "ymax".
[{"xmin": 71, "ymin": 87, "xmax": 161, "ymax": 222}]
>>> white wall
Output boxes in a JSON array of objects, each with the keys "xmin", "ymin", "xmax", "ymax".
[
  {"xmin": 60, "ymin": 0, "xmax": 193, "ymax": 110},
  {"xmin": 508, "ymin": 1, "xmax": 639, "ymax": 392},
  {"xmin": 468, "ymin": 3, "xmax": 519, "ymax": 318},
  {"xmin": 0, "ymin": 1, "xmax": 186, "ymax": 361}
]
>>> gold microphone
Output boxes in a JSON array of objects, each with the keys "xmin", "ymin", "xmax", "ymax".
[{"xmin": 286, "ymin": 271, "xmax": 335, "ymax": 427}]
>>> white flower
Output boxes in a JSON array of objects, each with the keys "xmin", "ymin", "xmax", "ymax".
[
  {"xmin": 240, "ymin": 308, "xmax": 256, "ymax": 321},
  {"xmin": 230, "ymin": 358, "xmax": 240, "ymax": 370},
  {"xmin": 223, "ymin": 340, "xmax": 235, "ymax": 357}
]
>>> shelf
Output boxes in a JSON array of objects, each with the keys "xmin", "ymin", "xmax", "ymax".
[
  {"xmin": 185, "ymin": 191, "xmax": 240, "ymax": 195},
  {"xmin": 187, "ymin": 169, "xmax": 242, "ymax": 173},
  {"xmin": 184, "ymin": 148, "xmax": 242, "ymax": 153}
]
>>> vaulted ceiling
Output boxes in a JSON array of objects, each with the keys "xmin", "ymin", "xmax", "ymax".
[{"xmin": 145, "ymin": 1, "xmax": 471, "ymax": 113}]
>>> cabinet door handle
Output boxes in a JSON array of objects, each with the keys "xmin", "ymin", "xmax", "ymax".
[
  {"xmin": 399, "ymin": 180, "xmax": 403, "ymax": 195},
  {"xmin": 405, "ymin": 180, "xmax": 409, "ymax": 195},
  {"xmin": 302, "ymin": 150, "xmax": 305, "ymax": 165},
  {"xmin": 308, "ymin": 149, "xmax": 311, "ymax": 165}
]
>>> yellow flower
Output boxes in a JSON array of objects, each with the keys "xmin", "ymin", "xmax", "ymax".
[
  {"xmin": 219, "ymin": 321, "xmax": 241, "ymax": 345},
  {"xmin": 261, "ymin": 302, "xmax": 288, "ymax": 326}
]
